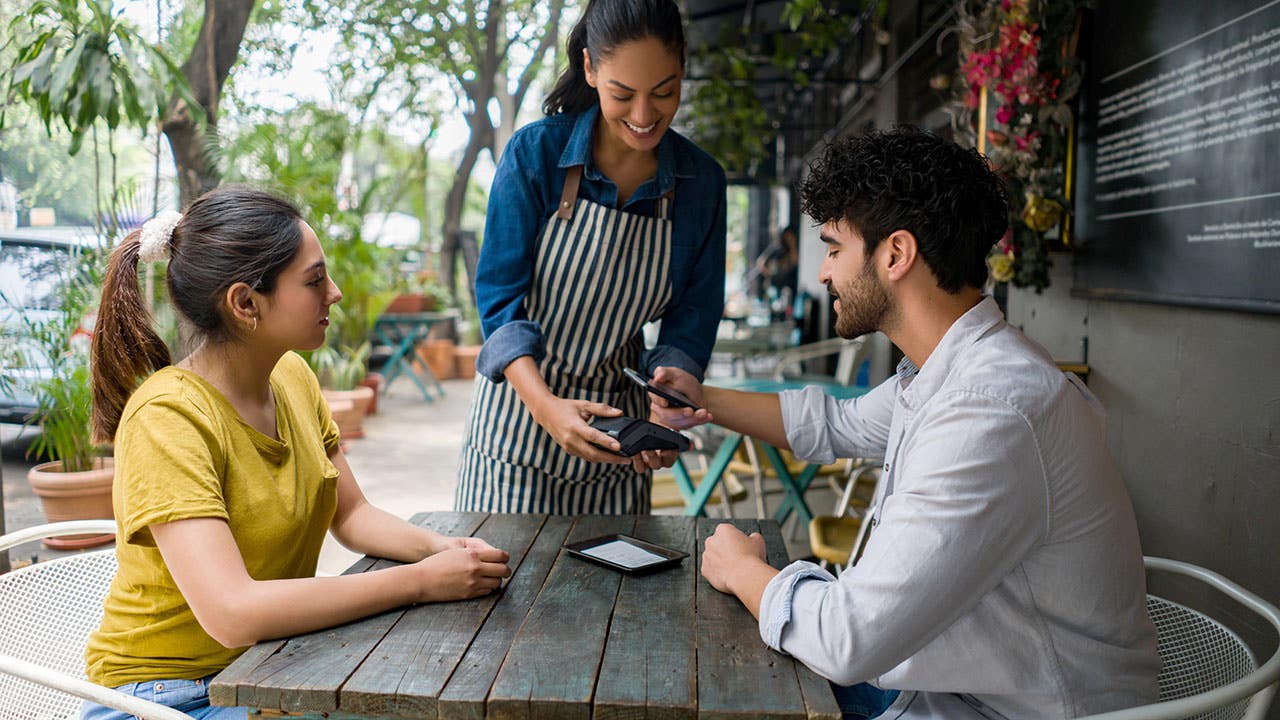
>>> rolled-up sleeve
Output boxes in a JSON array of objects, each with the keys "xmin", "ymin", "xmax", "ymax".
[
  {"xmin": 646, "ymin": 165, "xmax": 726, "ymax": 381},
  {"xmin": 781, "ymin": 377, "xmax": 896, "ymax": 464},
  {"xmin": 474, "ymin": 133, "xmax": 548, "ymax": 382},
  {"xmin": 758, "ymin": 391, "xmax": 1048, "ymax": 687}
]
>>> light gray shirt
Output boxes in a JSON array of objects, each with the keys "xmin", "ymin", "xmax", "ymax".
[{"xmin": 761, "ymin": 297, "xmax": 1159, "ymax": 719}]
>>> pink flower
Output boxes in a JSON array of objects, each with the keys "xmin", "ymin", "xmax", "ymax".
[{"xmin": 996, "ymin": 104, "xmax": 1015, "ymax": 124}]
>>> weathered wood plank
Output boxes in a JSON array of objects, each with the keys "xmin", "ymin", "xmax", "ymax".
[
  {"xmin": 594, "ymin": 515, "xmax": 698, "ymax": 720},
  {"xmin": 485, "ymin": 514, "xmax": 637, "ymax": 720},
  {"xmin": 338, "ymin": 513, "xmax": 548, "ymax": 718},
  {"xmin": 757, "ymin": 521, "xmax": 840, "ymax": 720},
  {"xmin": 436, "ymin": 515, "xmax": 575, "ymax": 720},
  {"xmin": 695, "ymin": 517, "xmax": 807, "ymax": 720},
  {"xmin": 227, "ymin": 512, "xmax": 488, "ymax": 713}
]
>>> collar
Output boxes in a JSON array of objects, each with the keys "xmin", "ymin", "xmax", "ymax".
[
  {"xmin": 896, "ymin": 296, "xmax": 1005, "ymax": 410},
  {"xmin": 557, "ymin": 105, "xmax": 696, "ymax": 198}
]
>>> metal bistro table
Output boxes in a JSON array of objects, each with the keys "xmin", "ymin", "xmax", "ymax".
[
  {"xmin": 670, "ymin": 378, "xmax": 869, "ymax": 524},
  {"xmin": 372, "ymin": 311, "xmax": 458, "ymax": 402},
  {"xmin": 211, "ymin": 512, "xmax": 839, "ymax": 720}
]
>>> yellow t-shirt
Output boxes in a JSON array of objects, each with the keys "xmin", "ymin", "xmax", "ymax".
[{"xmin": 85, "ymin": 352, "xmax": 341, "ymax": 687}]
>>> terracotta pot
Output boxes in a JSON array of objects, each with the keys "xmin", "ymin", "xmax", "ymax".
[
  {"xmin": 358, "ymin": 373, "xmax": 384, "ymax": 415},
  {"xmin": 322, "ymin": 386, "xmax": 375, "ymax": 439},
  {"xmin": 416, "ymin": 338, "xmax": 456, "ymax": 380},
  {"xmin": 26, "ymin": 457, "xmax": 116, "ymax": 549},
  {"xmin": 324, "ymin": 397, "xmax": 359, "ymax": 443},
  {"xmin": 385, "ymin": 293, "xmax": 427, "ymax": 314},
  {"xmin": 454, "ymin": 345, "xmax": 481, "ymax": 379}
]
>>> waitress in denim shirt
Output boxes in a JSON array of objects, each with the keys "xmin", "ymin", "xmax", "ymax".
[{"xmin": 456, "ymin": 0, "xmax": 726, "ymax": 515}]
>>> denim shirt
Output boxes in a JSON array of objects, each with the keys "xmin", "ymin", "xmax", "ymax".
[{"xmin": 474, "ymin": 106, "xmax": 727, "ymax": 383}]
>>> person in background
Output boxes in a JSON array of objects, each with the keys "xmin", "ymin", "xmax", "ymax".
[
  {"xmin": 756, "ymin": 224, "xmax": 800, "ymax": 301},
  {"xmin": 650, "ymin": 127, "xmax": 1159, "ymax": 719},
  {"xmin": 456, "ymin": 0, "xmax": 726, "ymax": 514},
  {"xmin": 82, "ymin": 186, "xmax": 511, "ymax": 720}
]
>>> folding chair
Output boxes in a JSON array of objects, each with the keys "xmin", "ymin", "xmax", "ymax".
[{"xmin": 0, "ymin": 521, "xmax": 190, "ymax": 720}]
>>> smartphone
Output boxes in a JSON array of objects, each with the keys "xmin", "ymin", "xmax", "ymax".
[{"xmin": 623, "ymin": 367, "xmax": 701, "ymax": 410}]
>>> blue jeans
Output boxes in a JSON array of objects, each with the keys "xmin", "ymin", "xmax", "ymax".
[
  {"xmin": 831, "ymin": 681, "xmax": 901, "ymax": 719},
  {"xmin": 81, "ymin": 675, "xmax": 247, "ymax": 720}
]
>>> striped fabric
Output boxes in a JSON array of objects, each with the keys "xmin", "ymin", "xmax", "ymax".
[{"xmin": 456, "ymin": 188, "xmax": 673, "ymax": 515}]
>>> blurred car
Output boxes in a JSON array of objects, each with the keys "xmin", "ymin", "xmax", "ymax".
[{"xmin": 0, "ymin": 227, "xmax": 98, "ymax": 425}]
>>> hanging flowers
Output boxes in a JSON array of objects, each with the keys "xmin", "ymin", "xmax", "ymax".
[{"xmin": 954, "ymin": 0, "xmax": 1089, "ymax": 292}]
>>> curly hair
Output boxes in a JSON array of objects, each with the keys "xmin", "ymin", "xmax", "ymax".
[{"xmin": 799, "ymin": 126, "xmax": 1009, "ymax": 293}]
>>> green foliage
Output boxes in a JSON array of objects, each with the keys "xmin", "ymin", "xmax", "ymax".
[
  {"xmin": 2, "ymin": 0, "xmax": 200, "ymax": 155},
  {"xmin": 686, "ymin": 0, "xmax": 862, "ymax": 174},
  {"xmin": 309, "ymin": 340, "xmax": 371, "ymax": 391},
  {"xmin": 220, "ymin": 102, "xmax": 397, "ymax": 353},
  {"xmin": 4, "ymin": 243, "xmax": 106, "ymax": 472}
]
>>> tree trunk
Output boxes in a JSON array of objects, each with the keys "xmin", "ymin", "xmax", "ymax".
[
  {"xmin": 440, "ymin": 116, "xmax": 492, "ymax": 307},
  {"xmin": 162, "ymin": 0, "xmax": 255, "ymax": 208}
]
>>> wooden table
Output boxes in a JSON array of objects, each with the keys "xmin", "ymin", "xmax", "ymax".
[{"xmin": 211, "ymin": 512, "xmax": 839, "ymax": 719}]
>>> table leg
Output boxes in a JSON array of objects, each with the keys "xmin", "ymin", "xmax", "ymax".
[
  {"xmin": 762, "ymin": 444, "xmax": 818, "ymax": 527},
  {"xmin": 673, "ymin": 434, "xmax": 742, "ymax": 517},
  {"xmin": 380, "ymin": 335, "xmax": 434, "ymax": 402}
]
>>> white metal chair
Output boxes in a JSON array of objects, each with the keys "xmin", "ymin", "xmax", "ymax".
[
  {"xmin": 1080, "ymin": 557, "xmax": 1280, "ymax": 720},
  {"xmin": 0, "ymin": 521, "xmax": 191, "ymax": 720}
]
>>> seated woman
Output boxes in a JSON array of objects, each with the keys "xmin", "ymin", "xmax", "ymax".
[{"xmin": 81, "ymin": 186, "xmax": 511, "ymax": 720}]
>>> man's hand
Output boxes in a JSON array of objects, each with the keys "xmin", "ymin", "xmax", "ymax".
[
  {"xmin": 701, "ymin": 522, "xmax": 768, "ymax": 594},
  {"xmin": 649, "ymin": 366, "xmax": 714, "ymax": 430},
  {"xmin": 629, "ymin": 448, "xmax": 679, "ymax": 473}
]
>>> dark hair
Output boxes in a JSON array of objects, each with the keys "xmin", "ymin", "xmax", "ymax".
[
  {"xmin": 543, "ymin": 0, "xmax": 686, "ymax": 116},
  {"xmin": 799, "ymin": 126, "xmax": 1009, "ymax": 293},
  {"xmin": 91, "ymin": 185, "xmax": 304, "ymax": 441}
]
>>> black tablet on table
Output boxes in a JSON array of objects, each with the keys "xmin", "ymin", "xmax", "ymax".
[{"xmin": 563, "ymin": 533, "xmax": 689, "ymax": 574}]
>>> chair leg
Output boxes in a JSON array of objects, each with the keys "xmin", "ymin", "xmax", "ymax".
[
  {"xmin": 743, "ymin": 441, "xmax": 768, "ymax": 519},
  {"xmin": 718, "ymin": 476, "xmax": 735, "ymax": 518}
]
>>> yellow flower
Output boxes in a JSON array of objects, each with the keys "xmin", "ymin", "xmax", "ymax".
[
  {"xmin": 987, "ymin": 253, "xmax": 1015, "ymax": 283},
  {"xmin": 1021, "ymin": 194, "xmax": 1063, "ymax": 233}
]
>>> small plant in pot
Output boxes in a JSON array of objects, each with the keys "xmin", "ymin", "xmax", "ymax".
[
  {"xmin": 15, "ymin": 251, "xmax": 115, "ymax": 549},
  {"xmin": 310, "ymin": 341, "xmax": 375, "ymax": 440}
]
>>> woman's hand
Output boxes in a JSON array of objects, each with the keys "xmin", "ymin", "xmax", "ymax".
[
  {"xmin": 629, "ymin": 448, "xmax": 679, "ymax": 473},
  {"xmin": 429, "ymin": 534, "xmax": 503, "ymax": 555},
  {"xmin": 531, "ymin": 395, "xmax": 631, "ymax": 463},
  {"xmin": 409, "ymin": 544, "xmax": 512, "ymax": 602},
  {"xmin": 649, "ymin": 366, "xmax": 714, "ymax": 430}
]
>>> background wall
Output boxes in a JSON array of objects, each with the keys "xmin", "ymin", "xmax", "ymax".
[{"xmin": 1009, "ymin": 268, "xmax": 1280, "ymax": 679}]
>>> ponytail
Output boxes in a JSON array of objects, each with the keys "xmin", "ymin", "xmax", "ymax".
[
  {"xmin": 543, "ymin": 8, "xmax": 597, "ymax": 116},
  {"xmin": 543, "ymin": 0, "xmax": 687, "ymax": 116},
  {"xmin": 91, "ymin": 231, "xmax": 173, "ymax": 442}
]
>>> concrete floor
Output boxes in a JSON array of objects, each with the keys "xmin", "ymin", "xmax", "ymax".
[{"xmin": 1, "ymin": 373, "xmax": 835, "ymax": 575}]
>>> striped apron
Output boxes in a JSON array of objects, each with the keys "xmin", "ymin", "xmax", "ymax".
[{"xmin": 455, "ymin": 166, "xmax": 674, "ymax": 514}]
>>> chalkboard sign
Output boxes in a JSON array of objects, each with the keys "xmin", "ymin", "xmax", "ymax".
[{"xmin": 1073, "ymin": 0, "xmax": 1280, "ymax": 313}]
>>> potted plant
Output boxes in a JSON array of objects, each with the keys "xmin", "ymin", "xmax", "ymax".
[
  {"xmin": 311, "ymin": 341, "xmax": 375, "ymax": 439},
  {"xmin": 15, "ymin": 248, "xmax": 115, "ymax": 549}
]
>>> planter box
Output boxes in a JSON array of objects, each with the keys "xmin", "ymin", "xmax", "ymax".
[
  {"xmin": 454, "ymin": 345, "xmax": 481, "ymax": 379},
  {"xmin": 385, "ymin": 293, "xmax": 436, "ymax": 314},
  {"xmin": 417, "ymin": 338, "xmax": 456, "ymax": 380},
  {"xmin": 358, "ymin": 372, "xmax": 384, "ymax": 414},
  {"xmin": 323, "ymin": 386, "xmax": 375, "ymax": 439}
]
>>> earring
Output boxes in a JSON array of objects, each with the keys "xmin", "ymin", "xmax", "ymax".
[{"xmin": 250, "ymin": 316, "xmax": 259, "ymax": 333}]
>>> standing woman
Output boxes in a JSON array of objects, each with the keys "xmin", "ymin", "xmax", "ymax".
[
  {"xmin": 457, "ymin": 0, "xmax": 726, "ymax": 514},
  {"xmin": 82, "ymin": 187, "xmax": 509, "ymax": 720}
]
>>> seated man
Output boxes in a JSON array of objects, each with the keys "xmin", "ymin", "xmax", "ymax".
[{"xmin": 652, "ymin": 127, "xmax": 1160, "ymax": 719}]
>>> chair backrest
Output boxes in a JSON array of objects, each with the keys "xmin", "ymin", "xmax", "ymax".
[
  {"xmin": 1148, "ymin": 595, "xmax": 1256, "ymax": 720},
  {"xmin": 0, "ymin": 550, "xmax": 117, "ymax": 719}
]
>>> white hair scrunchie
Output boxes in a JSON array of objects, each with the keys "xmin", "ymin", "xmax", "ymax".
[{"xmin": 138, "ymin": 210, "xmax": 182, "ymax": 263}]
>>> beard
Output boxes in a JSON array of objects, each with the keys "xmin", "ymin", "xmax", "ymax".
[{"xmin": 831, "ymin": 261, "xmax": 891, "ymax": 339}]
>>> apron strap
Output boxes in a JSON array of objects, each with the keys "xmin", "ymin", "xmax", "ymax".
[
  {"xmin": 557, "ymin": 166, "xmax": 584, "ymax": 221},
  {"xmin": 657, "ymin": 186, "xmax": 675, "ymax": 219}
]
